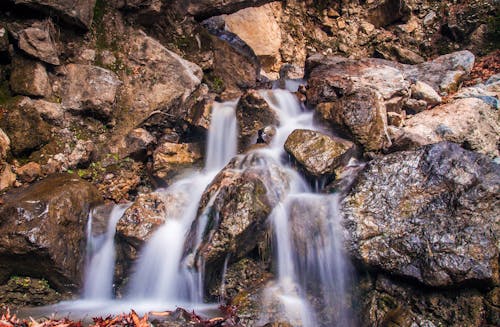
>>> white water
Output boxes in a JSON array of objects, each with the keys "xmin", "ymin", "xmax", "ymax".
[{"xmin": 83, "ymin": 204, "xmax": 130, "ymax": 299}]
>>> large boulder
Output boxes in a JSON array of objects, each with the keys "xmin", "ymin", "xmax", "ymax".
[
  {"xmin": 0, "ymin": 97, "xmax": 52, "ymax": 156},
  {"xmin": 56, "ymin": 64, "xmax": 121, "ymax": 121},
  {"xmin": 0, "ymin": 174, "xmax": 101, "ymax": 291},
  {"xmin": 284, "ymin": 129, "xmax": 355, "ymax": 178},
  {"xmin": 185, "ymin": 152, "xmax": 290, "ymax": 288},
  {"xmin": 394, "ymin": 97, "xmax": 500, "ymax": 157},
  {"xmin": 343, "ymin": 142, "xmax": 499, "ymax": 287},
  {"xmin": 18, "ymin": 22, "xmax": 60, "ymax": 65},
  {"xmin": 236, "ymin": 90, "xmax": 278, "ymax": 151},
  {"xmin": 12, "ymin": 0, "xmax": 97, "ymax": 30}
]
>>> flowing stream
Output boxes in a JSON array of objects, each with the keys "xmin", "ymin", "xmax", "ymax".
[{"xmin": 48, "ymin": 89, "xmax": 351, "ymax": 326}]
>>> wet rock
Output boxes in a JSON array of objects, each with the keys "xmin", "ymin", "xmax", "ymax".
[
  {"xmin": 152, "ymin": 142, "xmax": 202, "ymax": 180},
  {"xmin": 186, "ymin": 153, "xmax": 290, "ymax": 288},
  {"xmin": 10, "ymin": 57, "xmax": 51, "ymax": 97},
  {"xmin": 284, "ymin": 129, "xmax": 355, "ymax": 178},
  {"xmin": 18, "ymin": 22, "xmax": 60, "ymax": 65},
  {"xmin": 184, "ymin": 84, "xmax": 214, "ymax": 131},
  {"xmin": 0, "ymin": 165, "xmax": 16, "ymax": 191},
  {"xmin": 0, "ymin": 97, "xmax": 52, "ymax": 156},
  {"xmin": 236, "ymin": 90, "xmax": 278, "ymax": 151},
  {"xmin": 181, "ymin": 0, "xmax": 276, "ymax": 19},
  {"xmin": 57, "ymin": 64, "xmax": 121, "ymax": 121},
  {"xmin": 16, "ymin": 162, "xmax": 41, "ymax": 183},
  {"xmin": 365, "ymin": 0, "xmax": 410, "ymax": 28},
  {"xmin": 12, "ymin": 0, "xmax": 97, "ymax": 30},
  {"xmin": 315, "ymin": 87, "xmax": 391, "ymax": 152},
  {"xmin": 398, "ymin": 98, "xmax": 500, "ymax": 157},
  {"xmin": 343, "ymin": 142, "xmax": 500, "ymax": 287},
  {"xmin": 361, "ymin": 274, "xmax": 486, "ymax": 327},
  {"xmin": 410, "ymin": 81, "xmax": 442, "ymax": 107},
  {"xmin": 0, "ymin": 174, "xmax": 101, "ymax": 291},
  {"xmin": 222, "ymin": 3, "xmax": 282, "ymax": 72},
  {"xmin": 0, "ymin": 129, "xmax": 10, "ymax": 161},
  {"xmin": 403, "ymin": 50, "xmax": 475, "ymax": 94}
]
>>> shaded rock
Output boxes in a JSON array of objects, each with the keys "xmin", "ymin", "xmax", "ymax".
[
  {"xmin": 411, "ymin": 81, "xmax": 442, "ymax": 106},
  {"xmin": 284, "ymin": 129, "xmax": 355, "ymax": 177},
  {"xmin": 16, "ymin": 162, "xmax": 41, "ymax": 183},
  {"xmin": 0, "ymin": 128, "xmax": 10, "ymax": 161},
  {"xmin": 0, "ymin": 97, "xmax": 52, "ymax": 156},
  {"xmin": 18, "ymin": 23, "xmax": 60, "ymax": 65},
  {"xmin": 57, "ymin": 64, "xmax": 121, "ymax": 121},
  {"xmin": 0, "ymin": 26, "xmax": 8, "ymax": 54},
  {"xmin": 399, "ymin": 98, "xmax": 500, "ymax": 157},
  {"xmin": 0, "ymin": 174, "xmax": 101, "ymax": 291},
  {"xmin": 375, "ymin": 43, "xmax": 425, "ymax": 65},
  {"xmin": 184, "ymin": 84, "xmax": 214, "ymax": 131},
  {"xmin": 122, "ymin": 128, "xmax": 155, "ymax": 159},
  {"xmin": 185, "ymin": 152, "xmax": 290, "ymax": 288},
  {"xmin": 0, "ymin": 164, "xmax": 16, "ymax": 191},
  {"xmin": 236, "ymin": 90, "xmax": 278, "ymax": 151},
  {"xmin": 365, "ymin": 0, "xmax": 410, "ymax": 28},
  {"xmin": 181, "ymin": 0, "xmax": 276, "ymax": 19},
  {"xmin": 152, "ymin": 142, "xmax": 202, "ymax": 180},
  {"xmin": 222, "ymin": 3, "xmax": 282, "ymax": 72},
  {"xmin": 119, "ymin": 0, "xmax": 163, "ymax": 24},
  {"xmin": 343, "ymin": 142, "xmax": 500, "ymax": 287},
  {"xmin": 361, "ymin": 274, "xmax": 486, "ymax": 327},
  {"xmin": 10, "ymin": 57, "xmax": 51, "ymax": 97},
  {"xmin": 403, "ymin": 50, "xmax": 475, "ymax": 94},
  {"xmin": 12, "ymin": 0, "xmax": 97, "ymax": 30},
  {"xmin": 16, "ymin": 97, "xmax": 63, "ymax": 125}
]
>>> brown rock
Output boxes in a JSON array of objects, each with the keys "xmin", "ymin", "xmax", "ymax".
[
  {"xmin": 284, "ymin": 129, "xmax": 355, "ymax": 177},
  {"xmin": 0, "ymin": 174, "xmax": 101, "ymax": 291},
  {"xmin": 10, "ymin": 57, "xmax": 51, "ymax": 98},
  {"xmin": 16, "ymin": 162, "xmax": 42, "ymax": 183},
  {"xmin": 365, "ymin": 0, "xmax": 410, "ymax": 28},
  {"xmin": 0, "ymin": 129, "xmax": 10, "ymax": 161},
  {"xmin": 13, "ymin": 0, "xmax": 97, "ymax": 30},
  {"xmin": 58, "ymin": 64, "xmax": 121, "ymax": 120},
  {"xmin": 0, "ymin": 165, "xmax": 16, "ymax": 191},
  {"xmin": 181, "ymin": 0, "xmax": 276, "ymax": 18},
  {"xmin": 152, "ymin": 142, "xmax": 203, "ymax": 180},
  {"xmin": 18, "ymin": 23, "xmax": 60, "ymax": 65}
]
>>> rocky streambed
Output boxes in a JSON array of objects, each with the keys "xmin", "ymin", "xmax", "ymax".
[{"xmin": 0, "ymin": 0, "xmax": 499, "ymax": 326}]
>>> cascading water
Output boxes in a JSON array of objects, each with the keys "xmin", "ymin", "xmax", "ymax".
[{"xmin": 83, "ymin": 204, "xmax": 130, "ymax": 300}]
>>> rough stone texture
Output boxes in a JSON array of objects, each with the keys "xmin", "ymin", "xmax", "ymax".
[
  {"xmin": 0, "ymin": 174, "xmax": 101, "ymax": 291},
  {"xmin": 185, "ymin": 152, "xmax": 290, "ymax": 289},
  {"xmin": 0, "ymin": 128, "xmax": 10, "ymax": 161},
  {"xmin": 398, "ymin": 97, "xmax": 500, "ymax": 157},
  {"xmin": 0, "ymin": 276, "xmax": 62, "ymax": 306},
  {"xmin": 16, "ymin": 162, "xmax": 41, "ymax": 183},
  {"xmin": 152, "ymin": 142, "xmax": 202, "ymax": 180},
  {"xmin": 18, "ymin": 23, "xmax": 60, "ymax": 65},
  {"xmin": 12, "ymin": 0, "xmax": 97, "ymax": 29},
  {"xmin": 181, "ymin": 0, "xmax": 276, "ymax": 19},
  {"xmin": 17, "ymin": 97, "xmax": 64, "ymax": 125},
  {"xmin": 236, "ymin": 90, "xmax": 278, "ymax": 151},
  {"xmin": 57, "ymin": 64, "xmax": 121, "ymax": 120},
  {"xmin": 360, "ymin": 274, "xmax": 487, "ymax": 327},
  {"xmin": 365, "ymin": 0, "xmax": 410, "ymax": 28},
  {"xmin": 10, "ymin": 57, "xmax": 51, "ymax": 97},
  {"xmin": 410, "ymin": 81, "xmax": 442, "ymax": 106},
  {"xmin": 222, "ymin": 3, "xmax": 282, "ymax": 72},
  {"xmin": 403, "ymin": 50, "xmax": 475, "ymax": 94},
  {"xmin": 284, "ymin": 129, "xmax": 354, "ymax": 177},
  {"xmin": 343, "ymin": 142, "xmax": 499, "ymax": 287},
  {"xmin": 0, "ymin": 26, "xmax": 9, "ymax": 53},
  {"xmin": 0, "ymin": 97, "xmax": 52, "ymax": 156},
  {"xmin": 0, "ymin": 165, "xmax": 16, "ymax": 191},
  {"xmin": 122, "ymin": 128, "xmax": 155, "ymax": 159}
]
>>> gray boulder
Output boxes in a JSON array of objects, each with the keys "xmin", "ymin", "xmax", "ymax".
[{"xmin": 343, "ymin": 142, "xmax": 499, "ymax": 287}]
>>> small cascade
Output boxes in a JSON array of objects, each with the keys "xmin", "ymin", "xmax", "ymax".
[{"xmin": 83, "ymin": 204, "xmax": 130, "ymax": 300}]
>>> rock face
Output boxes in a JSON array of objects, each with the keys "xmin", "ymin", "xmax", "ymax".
[
  {"xmin": 57, "ymin": 64, "xmax": 121, "ymax": 120},
  {"xmin": 236, "ymin": 90, "xmax": 278, "ymax": 151},
  {"xmin": 185, "ymin": 152, "xmax": 289, "ymax": 288},
  {"xmin": 18, "ymin": 23, "xmax": 60, "ymax": 65},
  {"xmin": 181, "ymin": 0, "xmax": 276, "ymax": 18},
  {"xmin": 343, "ymin": 142, "xmax": 499, "ymax": 287},
  {"xmin": 10, "ymin": 57, "xmax": 51, "ymax": 97},
  {"xmin": 12, "ymin": 0, "xmax": 97, "ymax": 29},
  {"xmin": 396, "ymin": 97, "xmax": 500, "ymax": 157},
  {"xmin": 0, "ymin": 174, "xmax": 101, "ymax": 291},
  {"xmin": 152, "ymin": 142, "xmax": 203, "ymax": 180},
  {"xmin": 365, "ymin": 0, "xmax": 410, "ymax": 28},
  {"xmin": 0, "ymin": 97, "xmax": 52, "ymax": 156},
  {"xmin": 284, "ymin": 129, "xmax": 355, "ymax": 177}
]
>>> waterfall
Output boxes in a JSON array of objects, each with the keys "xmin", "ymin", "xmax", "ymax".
[{"xmin": 83, "ymin": 204, "xmax": 129, "ymax": 299}]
